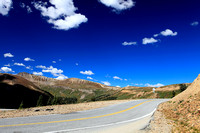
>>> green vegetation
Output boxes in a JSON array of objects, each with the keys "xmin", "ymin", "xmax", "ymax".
[
  {"xmin": 36, "ymin": 95, "xmax": 43, "ymax": 107},
  {"xmin": 18, "ymin": 101, "xmax": 23, "ymax": 109},
  {"xmin": 36, "ymin": 83, "xmax": 189, "ymax": 106}
]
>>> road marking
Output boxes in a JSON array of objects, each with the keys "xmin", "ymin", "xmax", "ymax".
[
  {"xmin": 0, "ymin": 100, "xmax": 152, "ymax": 128},
  {"xmin": 44, "ymin": 108, "xmax": 157, "ymax": 133}
]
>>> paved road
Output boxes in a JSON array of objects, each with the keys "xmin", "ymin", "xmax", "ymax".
[{"xmin": 0, "ymin": 99, "xmax": 168, "ymax": 133}]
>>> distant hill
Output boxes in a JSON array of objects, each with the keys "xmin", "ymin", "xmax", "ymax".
[
  {"xmin": 0, "ymin": 73, "xmax": 53, "ymax": 109},
  {"xmin": 0, "ymin": 72, "xmax": 191, "ymax": 109},
  {"xmin": 120, "ymin": 83, "xmax": 190, "ymax": 99}
]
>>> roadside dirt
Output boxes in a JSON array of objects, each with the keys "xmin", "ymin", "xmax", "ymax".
[
  {"xmin": 143, "ymin": 105, "xmax": 172, "ymax": 133},
  {"xmin": 0, "ymin": 100, "xmax": 132, "ymax": 118}
]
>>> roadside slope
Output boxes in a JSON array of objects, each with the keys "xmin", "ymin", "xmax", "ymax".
[{"xmin": 159, "ymin": 74, "xmax": 200, "ymax": 132}]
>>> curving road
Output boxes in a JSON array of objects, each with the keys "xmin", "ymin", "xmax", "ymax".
[{"xmin": 0, "ymin": 99, "xmax": 168, "ymax": 133}]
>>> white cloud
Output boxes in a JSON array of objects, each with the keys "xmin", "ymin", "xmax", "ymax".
[
  {"xmin": 39, "ymin": 66, "xmax": 67, "ymax": 79},
  {"xmin": 160, "ymin": 29, "xmax": 177, "ymax": 36},
  {"xmin": 102, "ymin": 81, "xmax": 111, "ymax": 86},
  {"xmin": 36, "ymin": 65, "xmax": 47, "ymax": 69},
  {"xmin": 145, "ymin": 83, "xmax": 164, "ymax": 87},
  {"xmin": 80, "ymin": 70, "xmax": 94, "ymax": 75},
  {"xmin": 52, "ymin": 61, "xmax": 56, "ymax": 63},
  {"xmin": 191, "ymin": 21, "xmax": 199, "ymax": 26},
  {"xmin": 33, "ymin": 72, "xmax": 43, "ymax": 76},
  {"xmin": 0, "ymin": 0, "xmax": 12, "ymax": 16},
  {"xmin": 14, "ymin": 63, "xmax": 25, "ymax": 66},
  {"xmin": 133, "ymin": 83, "xmax": 143, "ymax": 86},
  {"xmin": 76, "ymin": 63, "xmax": 79, "ymax": 66},
  {"xmin": 4, "ymin": 53, "xmax": 14, "ymax": 58},
  {"xmin": 142, "ymin": 37, "xmax": 158, "ymax": 45},
  {"xmin": 20, "ymin": 3, "xmax": 32, "ymax": 13},
  {"xmin": 1, "ymin": 67, "xmax": 13, "ymax": 72},
  {"xmin": 48, "ymin": 13, "xmax": 88, "ymax": 30},
  {"xmin": 26, "ymin": 66, "xmax": 33, "ymax": 70},
  {"xmin": 99, "ymin": 0, "xmax": 135, "ymax": 11},
  {"xmin": 122, "ymin": 41, "xmax": 137, "ymax": 46},
  {"xmin": 124, "ymin": 79, "xmax": 127, "ymax": 81},
  {"xmin": 24, "ymin": 57, "xmax": 35, "ymax": 61},
  {"xmin": 113, "ymin": 76, "xmax": 122, "ymax": 80},
  {"xmin": 33, "ymin": 0, "xmax": 88, "ymax": 31},
  {"xmin": 87, "ymin": 76, "xmax": 93, "ymax": 80},
  {"xmin": 4, "ymin": 64, "xmax": 10, "ymax": 67},
  {"xmin": 55, "ymin": 74, "xmax": 68, "ymax": 80},
  {"xmin": 42, "ymin": 66, "xmax": 63, "ymax": 76},
  {"xmin": 153, "ymin": 34, "xmax": 159, "ymax": 37}
]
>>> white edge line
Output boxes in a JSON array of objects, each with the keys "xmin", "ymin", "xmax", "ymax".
[{"xmin": 43, "ymin": 108, "xmax": 157, "ymax": 133}]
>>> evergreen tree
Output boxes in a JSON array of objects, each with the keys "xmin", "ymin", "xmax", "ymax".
[{"xmin": 36, "ymin": 95, "xmax": 43, "ymax": 107}]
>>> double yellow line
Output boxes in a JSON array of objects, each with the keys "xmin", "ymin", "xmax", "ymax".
[{"xmin": 0, "ymin": 100, "xmax": 152, "ymax": 128}]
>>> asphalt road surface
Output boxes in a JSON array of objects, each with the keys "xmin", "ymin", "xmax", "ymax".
[{"xmin": 0, "ymin": 99, "xmax": 168, "ymax": 133}]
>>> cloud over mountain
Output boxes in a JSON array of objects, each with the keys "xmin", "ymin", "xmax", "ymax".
[{"xmin": 80, "ymin": 70, "xmax": 94, "ymax": 75}]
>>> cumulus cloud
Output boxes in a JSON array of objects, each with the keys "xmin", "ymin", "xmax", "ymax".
[
  {"xmin": 80, "ymin": 70, "xmax": 94, "ymax": 75},
  {"xmin": 55, "ymin": 74, "xmax": 68, "ymax": 80},
  {"xmin": 133, "ymin": 83, "xmax": 143, "ymax": 86},
  {"xmin": 142, "ymin": 37, "xmax": 158, "ymax": 45},
  {"xmin": 102, "ymin": 81, "xmax": 111, "ymax": 86},
  {"xmin": 36, "ymin": 65, "xmax": 47, "ymax": 69},
  {"xmin": 52, "ymin": 61, "xmax": 56, "ymax": 63},
  {"xmin": 20, "ymin": 3, "xmax": 32, "ymax": 13},
  {"xmin": 75, "ymin": 63, "xmax": 79, "ymax": 66},
  {"xmin": 113, "ymin": 76, "xmax": 122, "ymax": 80},
  {"xmin": 153, "ymin": 34, "xmax": 159, "ymax": 37},
  {"xmin": 48, "ymin": 13, "xmax": 88, "ymax": 30},
  {"xmin": 145, "ymin": 83, "xmax": 164, "ymax": 87},
  {"xmin": 99, "ymin": 0, "xmax": 135, "ymax": 11},
  {"xmin": 24, "ymin": 57, "xmax": 35, "ymax": 61},
  {"xmin": 87, "ymin": 76, "xmax": 93, "ymax": 80},
  {"xmin": 4, "ymin": 53, "xmax": 14, "ymax": 58},
  {"xmin": 191, "ymin": 21, "xmax": 199, "ymax": 26},
  {"xmin": 160, "ymin": 29, "xmax": 177, "ymax": 36},
  {"xmin": 1, "ymin": 67, "xmax": 13, "ymax": 72},
  {"xmin": 42, "ymin": 66, "xmax": 63, "ymax": 76},
  {"xmin": 0, "ymin": 0, "xmax": 12, "ymax": 16},
  {"xmin": 33, "ymin": 72, "xmax": 43, "ymax": 76},
  {"xmin": 4, "ymin": 64, "xmax": 10, "ymax": 67},
  {"xmin": 122, "ymin": 41, "xmax": 137, "ymax": 46},
  {"xmin": 26, "ymin": 66, "xmax": 33, "ymax": 70},
  {"xmin": 14, "ymin": 63, "xmax": 25, "ymax": 66},
  {"xmin": 33, "ymin": 0, "xmax": 88, "ymax": 31}
]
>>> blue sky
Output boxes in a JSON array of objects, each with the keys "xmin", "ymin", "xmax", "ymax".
[{"xmin": 0, "ymin": 0, "xmax": 200, "ymax": 87}]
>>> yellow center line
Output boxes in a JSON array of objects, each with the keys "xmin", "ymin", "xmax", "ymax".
[{"xmin": 0, "ymin": 100, "xmax": 153, "ymax": 128}]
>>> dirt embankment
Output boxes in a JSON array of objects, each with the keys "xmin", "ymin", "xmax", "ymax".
[
  {"xmin": 0, "ymin": 100, "xmax": 132, "ymax": 118},
  {"xmin": 157, "ymin": 74, "xmax": 200, "ymax": 132}
]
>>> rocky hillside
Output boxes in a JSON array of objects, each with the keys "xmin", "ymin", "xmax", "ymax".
[
  {"xmin": 18, "ymin": 72, "xmax": 118, "ymax": 90},
  {"xmin": 160, "ymin": 74, "xmax": 200, "ymax": 132},
  {"xmin": 0, "ymin": 73, "xmax": 53, "ymax": 109}
]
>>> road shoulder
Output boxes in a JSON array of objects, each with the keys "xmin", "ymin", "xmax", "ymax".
[
  {"xmin": 143, "ymin": 104, "xmax": 172, "ymax": 133},
  {"xmin": 0, "ymin": 100, "xmax": 132, "ymax": 119}
]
